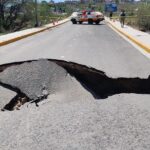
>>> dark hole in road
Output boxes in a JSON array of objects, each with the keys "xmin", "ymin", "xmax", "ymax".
[
  {"xmin": 0, "ymin": 59, "xmax": 150, "ymax": 111},
  {"xmin": 1, "ymin": 91, "xmax": 29, "ymax": 111}
]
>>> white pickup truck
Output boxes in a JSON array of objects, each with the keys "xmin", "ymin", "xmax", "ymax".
[{"xmin": 71, "ymin": 11, "xmax": 104, "ymax": 25}]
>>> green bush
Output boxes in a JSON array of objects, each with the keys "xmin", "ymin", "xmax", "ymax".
[
  {"xmin": 136, "ymin": 4, "xmax": 150, "ymax": 31},
  {"xmin": 119, "ymin": 3, "xmax": 150, "ymax": 31}
]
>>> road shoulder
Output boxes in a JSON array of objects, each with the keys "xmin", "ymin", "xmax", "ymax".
[{"xmin": 105, "ymin": 17, "xmax": 150, "ymax": 53}]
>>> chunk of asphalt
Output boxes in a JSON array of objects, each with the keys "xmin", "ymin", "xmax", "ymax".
[
  {"xmin": 0, "ymin": 59, "xmax": 150, "ymax": 111},
  {"xmin": 0, "ymin": 59, "xmax": 67, "ymax": 102}
]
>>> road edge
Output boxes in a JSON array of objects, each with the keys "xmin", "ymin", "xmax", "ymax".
[
  {"xmin": 0, "ymin": 18, "xmax": 69, "ymax": 47},
  {"xmin": 106, "ymin": 19, "xmax": 150, "ymax": 53}
]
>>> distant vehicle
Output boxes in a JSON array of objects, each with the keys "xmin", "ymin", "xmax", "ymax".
[{"xmin": 71, "ymin": 10, "xmax": 104, "ymax": 25}]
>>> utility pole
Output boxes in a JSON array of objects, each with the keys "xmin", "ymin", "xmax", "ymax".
[{"xmin": 35, "ymin": 0, "xmax": 39, "ymax": 27}]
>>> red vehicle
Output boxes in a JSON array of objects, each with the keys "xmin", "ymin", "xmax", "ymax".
[{"xmin": 71, "ymin": 10, "xmax": 104, "ymax": 24}]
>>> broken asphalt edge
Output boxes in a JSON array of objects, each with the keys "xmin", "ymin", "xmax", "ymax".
[
  {"xmin": 0, "ymin": 18, "xmax": 69, "ymax": 47},
  {"xmin": 1, "ymin": 59, "xmax": 150, "ymax": 111},
  {"xmin": 106, "ymin": 18, "xmax": 150, "ymax": 53}
]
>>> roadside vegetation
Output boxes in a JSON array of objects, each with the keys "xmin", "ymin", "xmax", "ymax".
[
  {"xmin": 0, "ymin": 1, "xmax": 149, "ymax": 34},
  {"xmin": 119, "ymin": 3, "xmax": 150, "ymax": 31},
  {"xmin": 82, "ymin": 1, "xmax": 150, "ymax": 31},
  {"xmin": 106, "ymin": 2, "xmax": 150, "ymax": 31},
  {"xmin": 0, "ymin": 0, "xmax": 70, "ymax": 34}
]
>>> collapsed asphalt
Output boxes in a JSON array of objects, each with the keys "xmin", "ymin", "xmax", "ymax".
[
  {"xmin": 0, "ymin": 60, "xmax": 68, "ymax": 110},
  {"xmin": 1, "ymin": 59, "xmax": 150, "ymax": 150},
  {"xmin": 0, "ymin": 59, "xmax": 150, "ymax": 111}
]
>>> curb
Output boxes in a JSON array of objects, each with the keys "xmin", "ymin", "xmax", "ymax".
[
  {"xmin": 106, "ymin": 19, "xmax": 150, "ymax": 53},
  {"xmin": 0, "ymin": 18, "xmax": 69, "ymax": 47}
]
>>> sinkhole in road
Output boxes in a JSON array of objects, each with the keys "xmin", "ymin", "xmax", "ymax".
[{"xmin": 0, "ymin": 59, "xmax": 150, "ymax": 111}]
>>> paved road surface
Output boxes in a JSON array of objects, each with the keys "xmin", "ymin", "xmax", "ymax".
[
  {"xmin": 0, "ymin": 21, "xmax": 150, "ymax": 150},
  {"xmin": 0, "ymin": 22, "xmax": 150, "ymax": 77}
]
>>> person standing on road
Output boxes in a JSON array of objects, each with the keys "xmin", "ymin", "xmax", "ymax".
[
  {"xmin": 120, "ymin": 9, "xmax": 126, "ymax": 28},
  {"xmin": 109, "ymin": 11, "xmax": 113, "ymax": 20}
]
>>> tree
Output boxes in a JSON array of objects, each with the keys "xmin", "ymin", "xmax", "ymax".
[{"xmin": 0, "ymin": 0, "xmax": 34, "ymax": 32}]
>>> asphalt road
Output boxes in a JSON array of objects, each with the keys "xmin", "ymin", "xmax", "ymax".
[
  {"xmin": 1, "ymin": 21, "xmax": 150, "ymax": 150},
  {"xmin": 0, "ymin": 21, "xmax": 150, "ymax": 77}
]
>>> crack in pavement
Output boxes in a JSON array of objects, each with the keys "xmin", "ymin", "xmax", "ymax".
[{"xmin": 0, "ymin": 59, "xmax": 150, "ymax": 111}]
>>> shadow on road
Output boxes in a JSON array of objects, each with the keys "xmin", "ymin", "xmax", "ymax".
[
  {"xmin": 74, "ymin": 23, "xmax": 105, "ymax": 26},
  {"xmin": 55, "ymin": 59, "xmax": 150, "ymax": 99}
]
